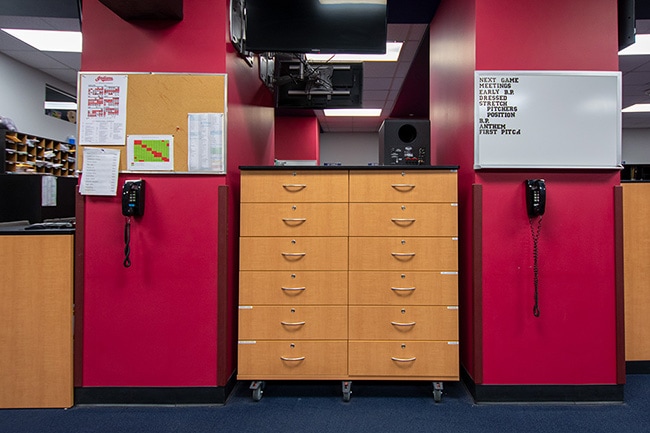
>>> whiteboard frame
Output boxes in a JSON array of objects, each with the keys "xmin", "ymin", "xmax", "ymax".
[{"xmin": 474, "ymin": 70, "xmax": 622, "ymax": 170}]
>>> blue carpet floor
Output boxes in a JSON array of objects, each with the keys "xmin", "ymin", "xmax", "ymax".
[{"xmin": 2, "ymin": 375, "xmax": 649, "ymax": 433}]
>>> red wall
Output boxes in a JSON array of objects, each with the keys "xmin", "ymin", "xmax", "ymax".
[
  {"xmin": 79, "ymin": 0, "xmax": 275, "ymax": 388},
  {"xmin": 431, "ymin": 0, "xmax": 621, "ymax": 385},
  {"xmin": 82, "ymin": 175, "xmax": 225, "ymax": 386},
  {"xmin": 275, "ymin": 117, "xmax": 320, "ymax": 162},
  {"xmin": 429, "ymin": 0, "xmax": 478, "ymax": 378}
]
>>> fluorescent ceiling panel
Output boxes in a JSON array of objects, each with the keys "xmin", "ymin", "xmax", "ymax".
[
  {"xmin": 619, "ymin": 34, "xmax": 650, "ymax": 55},
  {"xmin": 306, "ymin": 42, "xmax": 402, "ymax": 62},
  {"xmin": 323, "ymin": 108, "xmax": 382, "ymax": 117},
  {"xmin": 1, "ymin": 28, "xmax": 82, "ymax": 53},
  {"xmin": 623, "ymin": 103, "xmax": 650, "ymax": 113}
]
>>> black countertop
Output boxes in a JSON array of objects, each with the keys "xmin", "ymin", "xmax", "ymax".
[
  {"xmin": 240, "ymin": 165, "xmax": 459, "ymax": 170},
  {"xmin": 0, "ymin": 221, "xmax": 75, "ymax": 235}
]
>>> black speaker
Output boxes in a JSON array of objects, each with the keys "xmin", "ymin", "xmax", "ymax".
[
  {"xmin": 379, "ymin": 119, "xmax": 430, "ymax": 166},
  {"xmin": 618, "ymin": 0, "xmax": 635, "ymax": 51}
]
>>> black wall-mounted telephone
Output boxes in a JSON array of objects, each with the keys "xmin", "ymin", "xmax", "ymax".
[
  {"xmin": 525, "ymin": 179, "xmax": 545, "ymax": 317},
  {"xmin": 525, "ymin": 179, "xmax": 546, "ymax": 218},
  {"xmin": 122, "ymin": 180, "xmax": 145, "ymax": 217}
]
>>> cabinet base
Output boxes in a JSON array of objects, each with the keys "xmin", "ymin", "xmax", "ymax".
[
  {"xmin": 462, "ymin": 368, "xmax": 624, "ymax": 403},
  {"xmin": 626, "ymin": 360, "xmax": 650, "ymax": 374},
  {"xmin": 75, "ymin": 376, "xmax": 237, "ymax": 405}
]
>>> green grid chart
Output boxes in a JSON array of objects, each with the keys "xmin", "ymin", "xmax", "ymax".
[
  {"xmin": 127, "ymin": 134, "xmax": 174, "ymax": 171},
  {"xmin": 133, "ymin": 138, "xmax": 171, "ymax": 162}
]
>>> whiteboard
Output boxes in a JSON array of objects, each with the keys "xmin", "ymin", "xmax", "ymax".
[{"xmin": 474, "ymin": 71, "xmax": 621, "ymax": 169}]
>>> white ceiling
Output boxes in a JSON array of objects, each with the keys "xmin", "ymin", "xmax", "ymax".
[
  {"xmin": 1, "ymin": 15, "xmax": 650, "ymax": 133},
  {"xmin": 0, "ymin": 15, "xmax": 80, "ymax": 87}
]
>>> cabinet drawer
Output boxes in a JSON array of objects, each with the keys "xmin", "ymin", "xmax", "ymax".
[
  {"xmin": 349, "ymin": 306, "xmax": 458, "ymax": 340},
  {"xmin": 349, "ymin": 271, "xmax": 457, "ymax": 306},
  {"xmin": 241, "ymin": 171, "xmax": 348, "ymax": 203},
  {"xmin": 349, "ymin": 203, "xmax": 457, "ymax": 237},
  {"xmin": 238, "ymin": 340, "xmax": 348, "ymax": 379},
  {"xmin": 240, "ymin": 271, "xmax": 348, "ymax": 305},
  {"xmin": 348, "ymin": 341, "xmax": 459, "ymax": 379},
  {"xmin": 239, "ymin": 306, "xmax": 348, "ymax": 340},
  {"xmin": 349, "ymin": 237, "xmax": 458, "ymax": 271},
  {"xmin": 240, "ymin": 237, "xmax": 348, "ymax": 270},
  {"xmin": 241, "ymin": 203, "xmax": 348, "ymax": 237},
  {"xmin": 349, "ymin": 170, "xmax": 457, "ymax": 203}
]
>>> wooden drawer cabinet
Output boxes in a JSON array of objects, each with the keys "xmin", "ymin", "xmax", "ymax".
[
  {"xmin": 349, "ymin": 237, "xmax": 458, "ymax": 271},
  {"xmin": 241, "ymin": 170, "xmax": 348, "ymax": 202},
  {"xmin": 241, "ymin": 203, "xmax": 348, "ymax": 236},
  {"xmin": 349, "ymin": 170, "xmax": 457, "ymax": 203},
  {"xmin": 348, "ymin": 341, "xmax": 459, "ymax": 379},
  {"xmin": 238, "ymin": 340, "xmax": 348, "ymax": 379},
  {"xmin": 239, "ymin": 168, "xmax": 459, "ymax": 396},
  {"xmin": 239, "ymin": 306, "xmax": 348, "ymax": 340},
  {"xmin": 349, "ymin": 271, "xmax": 458, "ymax": 306},
  {"xmin": 240, "ymin": 271, "xmax": 348, "ymax": 305},
  {"xmin": 349, "ymin": 306, "xmax": 458, "ymax": 340},
  {"xmin": 349, "ymin": 203, "xmax": 457, "ymax": 237},
  {"xmin": 240, "ymin": 236, "xmax": 348, "ymax": 271}
]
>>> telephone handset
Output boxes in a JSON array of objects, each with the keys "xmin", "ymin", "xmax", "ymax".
[
  {"xmin": 121, "ymin": 180, "xmax": 145, "ymax": 268},
  {"xmin": 525, "ymin": 179, "xmax": 545, "ymax": 317},
  {"xmin": 122, "ymin": 180, "xmax": 145, "ymax": 217},
  {"xmin": 526, "ymin": 179, "xmax": 546, "ymax": 217}
]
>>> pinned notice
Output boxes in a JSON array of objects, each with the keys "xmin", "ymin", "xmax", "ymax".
[{"xmin": 79, "ymin": 148, "xmax": 121, "ymax": 196}]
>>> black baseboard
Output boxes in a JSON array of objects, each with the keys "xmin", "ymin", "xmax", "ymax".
[
  {"xmin": 75, "ymin": 373, "xmax": 238, "ymax": 405},
  {"xmin": 626, "ymin": 361, "xmax": 650, "ymax": 374},
  {"xmin": 461, "ymin": 368, "xmax": 624, "ymax": 403}
]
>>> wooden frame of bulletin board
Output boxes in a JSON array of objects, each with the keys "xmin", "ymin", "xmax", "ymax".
[{"xmin": 77, "ymin": 73, "xmax": 227, "ymax": 173}]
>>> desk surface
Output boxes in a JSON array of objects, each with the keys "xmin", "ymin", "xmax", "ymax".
[{"xmin": 0, "ymin": 221, "xmax": 75, "ymax": 235}]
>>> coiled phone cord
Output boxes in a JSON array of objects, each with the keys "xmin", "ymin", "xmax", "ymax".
[
  {"xmin": 123, "ymin": 216, "xmax": 131, "ymax": 268},
  {"xmin": 529, "ymin": 216, "xmax": 542, "ymax": 317}
]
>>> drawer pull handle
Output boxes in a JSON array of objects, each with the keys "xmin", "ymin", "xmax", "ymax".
[
  {"xmin": 391, "ymin": 252, "xmax": 416, "ymax": 257},
  {"xmin": 391, "ymin": 218, "xmax": 416, "ymax": 224},
  {"xmin": 391, "ymin": 287, "xmax": 416, "ymax": 292},
  {"xmin": 281, "ymin": 286, "xmax": 306, "ymax": 291},
  {"xmin": 391, "ymin": 321, "xmax": 417, "ymax": 327},
  {"xmin": 282, "ymin": 218, "xmax": 307, "ymax": 223},
  {"xmin": 281, "ymin": 321, "xmax": 306, "ymax": 326},
  {"xmin": 282, "ymin": 252, "xmax": 306, "ymax": 257},
  {"xmin": 282, "ymin": 184, "xmax": 307, "ymax": 190},
  {"xmin": 280, "ymin": 356, "xmax": 306, "ymax": 361},
  {"xmin": 391, "ymin": 356, "xmax": 417, "ymax": 362},
  {"xmin": 391, "ymin": 184, "xmax": 416, "ymax": 191}
]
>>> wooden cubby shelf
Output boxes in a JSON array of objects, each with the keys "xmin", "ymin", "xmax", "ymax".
[{"xmin": 2, "ymin": 129, "xmax": 76, "ymax": 177}]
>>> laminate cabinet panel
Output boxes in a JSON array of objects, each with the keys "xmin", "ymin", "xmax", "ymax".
[
  {"xmin": 238, "ymin": 306, "xmax": 348, "ymax": 340},
  {"xmin": 238, "ymin": 340, "xmax": 348, "ymax": 378},
  {"xmin": 349, "ymin": 237, "xmax": 458, "ymax": 271},
  {"xmin": 240, "ymin": 271, "xmax": 348, "ymax": 305},
  {"xmin": 0, "ymin": 234, "xmax": 73, "ymax": 408},
  {"xmin": 348, "ymin": 341, "xmax": 459, "ymax": 379},
  {"xmin": 241, "ymin": 203, "xmax": 348, "ymax": 236},
  {"xmin": 623, "ymin": 183, "xmax": 650, "ymax": 360},
  {"xmin": 240, "ymin": 237, "xmax": 349, "ymax": 271},
  {"xmin": 349, "ymin": 271, "xmax": 458, "ymax": 306},
  {"xmin": 349, "ymin": 203, "xmax": 457, "ymax": 237},
  {"xmin": 349, "ymin": 170, "xmax": 457, "ymax": 203},
  {"xmin": 241, "ymin": 171, "xmax": 348, "ymax": 203},
  {"xmin": 349, "ymin": 306, "xmax": 458, "ymax": 340}
]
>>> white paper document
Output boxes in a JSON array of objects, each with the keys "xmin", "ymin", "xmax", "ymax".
[
  {"xmin": 41, "ymin": 176, "xmax": 57, "ymax": 207},
  {"xmin": 79, "ymin": 74, "xmax": 128, "ymax": 146},
  {"xmin": 79, "ymin": 148, "xmax": 121, "ymax": 196},
  {"xmin": 188, "ymin": 113, "xmax": 225, "ymax": 173}
]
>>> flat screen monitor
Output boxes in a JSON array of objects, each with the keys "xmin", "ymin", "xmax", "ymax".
[{"xmin": 244, "ymin": 0, "xmax": 387, "ymax": 54}]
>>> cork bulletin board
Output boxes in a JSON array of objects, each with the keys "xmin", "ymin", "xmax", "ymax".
[{"xmin": 78, "ymin": 73, "xmax": 227, "ymax": 173}]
